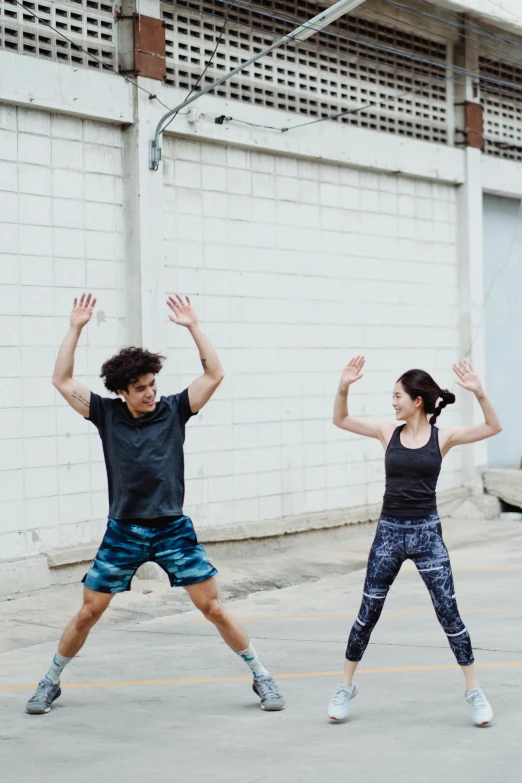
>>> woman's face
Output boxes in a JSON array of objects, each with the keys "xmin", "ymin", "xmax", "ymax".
[{"xmin": 392, "ymin": 381, "xmax": 421, "ymax": 420}]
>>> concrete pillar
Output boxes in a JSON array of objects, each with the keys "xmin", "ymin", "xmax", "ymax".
[
  {"xmin": 120, "ymin": 0, "xmax": 167, "ymax": 351},
  {"xmin": 453, "ymin": 17, "xmax": 481, "ymax": 147},
  {"xmin": 454, "ymin": 21, "xmax": 487, "ymax": 491}
]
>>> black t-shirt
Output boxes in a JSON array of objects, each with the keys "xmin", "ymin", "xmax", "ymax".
[{"xmin": 87, "ymin": 389, "xmax": 196, "ymax": 520}]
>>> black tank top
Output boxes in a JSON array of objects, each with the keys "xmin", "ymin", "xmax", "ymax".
[{"xmin": 381, "ymin": 424, "xmax": 442, "ymax": 518}]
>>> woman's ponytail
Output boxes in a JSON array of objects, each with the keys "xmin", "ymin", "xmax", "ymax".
[
  {"xmin": 430, "ymin": 388, "xmax": 456, "ymax": 425},
  {"xmin": 398, "ymin": 370, "xmax": 456, "ymax": 424}
]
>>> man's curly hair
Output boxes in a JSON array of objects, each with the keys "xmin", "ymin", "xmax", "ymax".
[{"xmin": 100, "ymin": 347, "xmax": 166, "ymax": 393}]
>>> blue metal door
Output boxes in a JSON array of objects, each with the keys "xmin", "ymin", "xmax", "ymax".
[{"xmin": 483, "ymin": 194, "xmax": 522, "ymax": 467}]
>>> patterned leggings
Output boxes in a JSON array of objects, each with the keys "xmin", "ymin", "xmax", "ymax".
[{"xmin": 346, "ymin": 514, "xmax": 474, "ymax": 666}]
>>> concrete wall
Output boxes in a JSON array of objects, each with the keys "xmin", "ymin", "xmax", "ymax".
[
  {"xmin": 1, "ymin": 15, "xmax": 521, "ymax": 587},
  {"xmin": 0, "ymin": 103, "xmax": 126, "ymax": 561},
  {"xmin": 161, "ymin": 136, "xmax": 464, "ymax": 527}
]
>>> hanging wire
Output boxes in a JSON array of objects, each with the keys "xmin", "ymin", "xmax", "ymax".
[
  {"xmin": 160, "ymin": 5, "xmax": 231, "ymax": 135},
  {"xmin": 158, "ymin": 0, "xmax": 522, "ymax": 137},
  {"xmin": 356, "ymin": 1, "xmax": 522, "ymax": 103},
  {"xmin": 241, "ymin": 0, "xmax": 522, "ymax": 62},
  {"xmin": 384, "ymin": 0, "xmax": 522, "ymax": 53},
  {"xmin": 11, "ymin": 0, "xmax": 173, "ymax": 110},
  {"xmin": 160, "ymin": 0, "xmax": 522, "ymax": 96},
  {"xmin": 203, "ymin": 0, "xmax": 522, "ymax": 69},
  {"xmin": 481, "ymin": 0, "xmax": 522, "ymax": 25},
  {"xmin": 214, "ymin": 115, "xmax": 287, "ymax": 131},
  {"xmin": 13, "ymin": 0, "xmax": 522, "ymax": 117},
  {"xmin": 12, "ymin": 0, "xmax": 522, "ymax": 144},
  {"xmin": 366, "ymin": 6, "xmax": 522, "ymax": 73},
  {"xmin": 342, "ymin": 4, "xmax": 522, "ymax": 96},
  {"xmin": 9, "ymin": 0, "xmax": 522, "ymax": 339}
]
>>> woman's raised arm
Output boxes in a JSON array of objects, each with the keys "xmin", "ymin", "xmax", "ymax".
[
  {"xmin": 334, "ymin": 356, "xmax": 396, "ymax": 447},
  {"xmin": 440, "ymin": 361, "xmax": 502, "ymax": 455}
]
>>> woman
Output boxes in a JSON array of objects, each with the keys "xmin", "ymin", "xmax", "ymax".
[{"xmin": 327, "ymin": 357, "xmax": 502, "ymax": 727}]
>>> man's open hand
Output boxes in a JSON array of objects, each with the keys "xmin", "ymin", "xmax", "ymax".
[
  {"xmin": 167, "ymin": 294, "xmax": 198, "ymax": 329},
  {"xmin": 71, "ymin": 293, "xmax": 96, "ymax": 330}
]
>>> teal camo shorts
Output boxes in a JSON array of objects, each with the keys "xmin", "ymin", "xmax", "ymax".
[{"xmin": 83, "ymin": 516, "xmax": 218, "ymax": 594}]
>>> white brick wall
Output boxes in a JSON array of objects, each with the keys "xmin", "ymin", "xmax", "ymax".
[
  {"xmin": 162, "ymin": 138, "xmax": 464, "ymax": 529},
  {"xmin": 0, "ymin": 105, "xmax": 125, "ymax": 560},
  {"xmin": 0, "ymin": 102, "xmax": 473, "ymax": 566}
]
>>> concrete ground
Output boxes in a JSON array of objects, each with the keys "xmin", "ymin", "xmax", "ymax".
[{"xmin": 1, "ymin": 513, "xmax": 521, "ymax": 782}]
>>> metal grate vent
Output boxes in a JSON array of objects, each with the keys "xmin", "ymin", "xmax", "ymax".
[
  {"xmin": 480, "ymin": 57, "xmax": 522, "ymax": 162},
  {"xmin": 0, "ymin": 0, "xmax": 115, "ymax": 69},
  {"xmin": 161, "ymin": 0, "xmax": 448, "ymax": 143}
]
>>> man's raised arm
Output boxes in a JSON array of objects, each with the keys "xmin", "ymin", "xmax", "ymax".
[
  {"xmin": 167, "ymin": 294, "xmax": 224, "ymax": 413},
  {"xmin": 53, "ymin": 293, "xmax": 96, "ymax": 416}
]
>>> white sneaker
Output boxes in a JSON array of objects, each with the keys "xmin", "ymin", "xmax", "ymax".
[
  {"xmin": 465, "ymin": 688, "xmax": 494, "ymax": 726},
  {"xmin": 328, "ymin": 683, "xmax": 358, "ymax": 721}
]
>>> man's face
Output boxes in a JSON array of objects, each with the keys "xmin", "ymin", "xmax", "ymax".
[{"xmin": 118, "ymin": 374, "xmax": 157, "ymax": 417}]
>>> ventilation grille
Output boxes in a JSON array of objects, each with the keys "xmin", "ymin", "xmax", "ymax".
[
  {"xmin": 161, "ymin": 0, "xmax": 448, "ymax": 143},
  {"xmin": 0, "ymin": 0, "xmax": 115, "ymax": 69},
  {"xmin": 480, "ymin": 57, "xmax": 522, "ymax": 162}
]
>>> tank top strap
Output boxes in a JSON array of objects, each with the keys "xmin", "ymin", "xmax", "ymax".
[
  {"xmin": 387, "ymin": 424, "xmax": 405, "ymax": 451},
  {"xmin": 430, "ymin": 424, "xmax": 442, "ymax": 458}
]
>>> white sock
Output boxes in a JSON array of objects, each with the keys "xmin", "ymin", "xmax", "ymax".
[
  {"xmin": 236, "ymin": 643, "xmax": 269, "ymax": 680},
  {"xmin": 45, "ymin": 652, "xmax": 73, "ymax": 685}
]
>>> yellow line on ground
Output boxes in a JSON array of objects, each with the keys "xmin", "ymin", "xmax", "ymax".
[
  {"xmin": 2, "ymin": 661, "xmax": 522, "ymax": 692},
  {"xmin": 191, "ymin": 606, "xmax": 522, "ymax": 623}
]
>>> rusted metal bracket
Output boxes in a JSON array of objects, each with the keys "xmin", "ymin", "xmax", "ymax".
[
  {"xmin": 119, "ymin": 13, "xmax": 166, "ymax": 80},
  {"xmin": 455, "ymin": 102, "xmax": 484, "ymax": 150}
]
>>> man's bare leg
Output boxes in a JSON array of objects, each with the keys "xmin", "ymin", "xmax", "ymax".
[
  {"xmin": 184, "ymin": 577, "xmax": 249, "ymax": 651},
  {"xmin": 26, "ymin": 588, "xmax": 113, "ymax": 714},
  {"xmin": 58, "ymin": 587, "xmax": 114, "ymax": 657},
  {"xmin": 184, "ymin": 577, "xmax": 285, "ymax": 710}
]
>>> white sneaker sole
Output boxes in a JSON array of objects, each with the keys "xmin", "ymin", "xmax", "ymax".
[
  {"xmin": 473, "ymin": 712, "xmax": 494, "ymax": 727},
  {"xmin": 260, "ymin": 703, "xmax": 286, "ymax": 711},
  {"xmin": 26, "ymin": 705, "xmax": 51, "ymax": 714}
]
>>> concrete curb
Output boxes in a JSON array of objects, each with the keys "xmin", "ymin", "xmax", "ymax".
[
  {"xmin": 0, "ymin": 487, "xmax": 469, "ymax": 599},
  {"xmin": 483, "ymin": 468, "xmax": 522, "ymax": 509}
]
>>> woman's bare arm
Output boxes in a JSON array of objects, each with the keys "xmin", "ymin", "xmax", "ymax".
[
  {"xmin": 334, "ymin": 356, "xmax": 397, "ymax": 448},
  {"xmin": 439, "ymin": 361, "xmax": 502, "ymax": 456}
]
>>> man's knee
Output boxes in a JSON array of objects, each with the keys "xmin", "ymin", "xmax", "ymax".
[
  {"xmin": 200, "ymin": 597, "xmax": 227, "ymax": 625},
  {"xmin": 76, "ymin": 601, "xmax": 108, "ymax": 630}
]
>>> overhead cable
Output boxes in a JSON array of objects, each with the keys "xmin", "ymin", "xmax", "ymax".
[
  {"xmin": 161, "ymin": 0, "xmax": 522, "ymax": 96},
  {"xmin": 11, "ymin": 0, "xmax": 172, "ymax": 110},
  {"xmin": 386, "ymin": 0, "xmax": 522, "ymax": 53},
  {"xmin": 161, "ymin": 5, "xmax": 231, "ymax": 134}
]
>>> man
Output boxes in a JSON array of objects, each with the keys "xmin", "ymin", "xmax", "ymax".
[{"xmin": 26, "ymin": 293, "xmax": 284, "ymax": 714}]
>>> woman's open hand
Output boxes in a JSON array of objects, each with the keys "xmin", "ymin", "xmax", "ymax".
[
  {"xmin": 340, "ymin": 356, "xmax": 365, "ymax": 388},
  {"xmin": 452, "ymin": 360, "xmax": 484, "ymax": 396}
]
